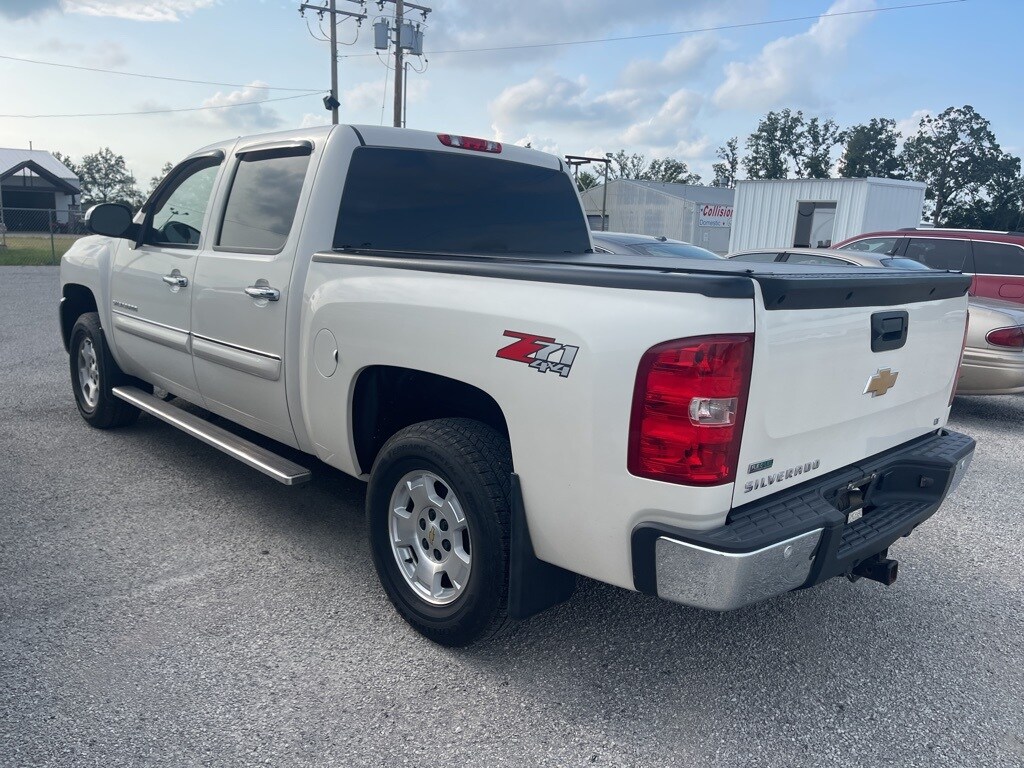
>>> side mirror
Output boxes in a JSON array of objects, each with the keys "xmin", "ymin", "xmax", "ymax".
[{"xmin": 85, "ymin": 203, "xmax": 134, "ymax": 239}]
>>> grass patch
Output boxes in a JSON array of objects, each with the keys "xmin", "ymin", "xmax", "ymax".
[{"xmin": 0, "ymin": 235, "xmax": 83, "ymax": 266}]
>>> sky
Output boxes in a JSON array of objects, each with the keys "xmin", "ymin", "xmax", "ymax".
[{"xmin": 0, "ymin": 0, "xmax": 1020, "ymax": 188}]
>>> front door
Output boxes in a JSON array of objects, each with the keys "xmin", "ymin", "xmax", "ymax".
[
  {"xmin": 191, "ymin": 141, "xmax": 314, "ymax": 447},
  {"xmin": 109, "ymin": 152, "xmax": 225, "ymax": 401}
]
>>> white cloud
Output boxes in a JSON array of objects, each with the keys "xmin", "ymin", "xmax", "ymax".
[
  {"xmin": 0, "ymin": 0, "xmax": 215, "ymax": 21},
  {"xmin": 619, "ymin": 34, "xmax": 718, "ymax": 88},
  {"xmin": 512, "ymin": 134, "xmax": 560, "ymax": 154},
  {"xmin": 713, "ymin": 0, "xmax": 876, "ymax": 110},
  {"xmin": 426, "ymin": 0, "xmax": 744, "ymax": 68},
  {"xmin": 621, "ymin": 89, "xmax": 704, "ymax": 147},
  {"xmin": 490, "ymin": 72, "xmax": 657, "ymax": 128},
  {"xmin": 64, "ymin": 0, "xmax": 216, "ymax": 21},
  {"xmin": 300, "ymin": 112, "xmax": 330, "ymax": 128},
  {"xmin": 200, "ymin": 81, "xmax": 282, "ymax": 130},
  {"xmin": 895, "ymin": 109, "xmax": 931, "ymax": 143}
]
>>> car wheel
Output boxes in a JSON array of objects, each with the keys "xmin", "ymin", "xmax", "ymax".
[
  {"xmin": 367, "ymin": 418, "xmax": 513, "ymax": 646},
  {"xmin": 69, "ymin": 312, "xmax": 141, "ymax": 429}
]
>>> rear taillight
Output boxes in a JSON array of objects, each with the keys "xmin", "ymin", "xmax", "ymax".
[
  {"xmin": 949, "ymin": 312, "xmax": 970, "ymax": 405},
  {"xmin": 985, "ymin": 326, "xmax": 1024, "ymax": 349},
  {"xmin": 628, "ymin": 335, "xmax": 754, "ymax": 486},
  {"xmin": 437, "ymin": 133, "xmax": 502, "ymax": 153}
]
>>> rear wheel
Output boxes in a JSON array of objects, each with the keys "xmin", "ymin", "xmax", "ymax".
[
  {"xmin": 367, "ymin": 418, "xmax": 512, "ymax": 646},
  {"xmin": 69, "ymin": 312, "xmax": 140, "ymax": 429}
]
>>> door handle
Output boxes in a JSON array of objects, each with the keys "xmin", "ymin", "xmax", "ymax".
[
  {"xmin": 162, "ymin": 273, "xmax": 188, "ymax": 288},
  {"xmin": 245, "ymin": 285, "xmax": 281, "ymax": 302}
]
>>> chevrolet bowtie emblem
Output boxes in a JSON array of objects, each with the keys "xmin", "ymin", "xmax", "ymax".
[{"xmin": 864, "ymin": 368, "xmax": 899, "ymax": 397}]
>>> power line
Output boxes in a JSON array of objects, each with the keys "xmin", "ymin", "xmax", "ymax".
[
  {"xmin": 0, "ymin": 52, "xmax": 322, "ymax": 92},
  {"xmin": 338, "ymin": 0, "xmax": 967, "ymax": 58},
  {"xmin": 0, "ymin": 92, "xmax": 319, "ymax": 119}
]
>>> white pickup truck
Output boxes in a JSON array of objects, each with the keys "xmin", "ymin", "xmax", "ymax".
[{"xmin": 60, "ymin": 125, "xmax": 976, "ymax": 645}]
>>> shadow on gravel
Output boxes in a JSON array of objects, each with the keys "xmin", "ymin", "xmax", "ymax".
[{"xmin": 951, "ymin": 393, "xmax": 1024, "ymax": 428}]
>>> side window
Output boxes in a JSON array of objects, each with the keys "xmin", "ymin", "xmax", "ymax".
[
  {"xmin": 217, "ymin": 146, "xmax": 312, "ymax": 252},
  {"xmin": 730, "ymin": 252, "xmax": 781, "ymax": 263},
  {"xmin": 145, "ymin": 158, "xmax": 221, "ymax": 247},
  {"xmin": 838, "ymin": 237, "xmax": 898, "ymax": 255},
  {"xmin": 904, "ymin": 238, "xmax": 971, "ymax": 271},
  {"xmin": 972, "ymin": 241, "xmax": 1024, "ymax": 276},
  {"xmin": 784, "ymin": 252, "xmax": 852, "ymax": 267}
]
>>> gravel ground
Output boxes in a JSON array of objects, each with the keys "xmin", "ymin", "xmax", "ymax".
[{"xmin": 1, "ymin": 266, "xmax": 1022, "ymax": 767}]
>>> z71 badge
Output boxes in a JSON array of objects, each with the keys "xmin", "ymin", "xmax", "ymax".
[{"xmin": 496, "ymin": 331, "xmax": 579, "ymax": 378}]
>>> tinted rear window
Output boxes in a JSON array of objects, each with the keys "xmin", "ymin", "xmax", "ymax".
[
  {"xmin": 334, "ymin": 147, "xmax": 590, "ymax": 255},
  {"xmin": 904, "ymin": 238, "xmax": 972, "ymax": 271},
  {"xmin": 972, "ymin": 241, "xmax": 1024, "ymax": 276},
  {"xmin": 838, "ymin": 237, "xmax": 899, "ymax": 255},
  {"xmin": 730, "ymin": 252, "xmax": 781, "ymax": 263},
  {"xmin": 626, "ymin": 242, "xmax": 721, "ymax": 260},
  {"xmin": 881, "ymin": 257, "xmax": 931, "ymax": 270}
]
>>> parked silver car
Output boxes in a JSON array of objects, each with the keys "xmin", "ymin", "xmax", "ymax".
[{"xmin": 728, "ymin": 248, "xmax": 1024, "ymax": 395}]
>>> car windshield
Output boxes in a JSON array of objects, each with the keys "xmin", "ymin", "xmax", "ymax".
[
  {"xmin": 880, "ymin": 257, "xmax": 932, "ymax": 270},
  {"xmin": 625, "ymin": 242, "xmax": 721, "ymax": 260}
]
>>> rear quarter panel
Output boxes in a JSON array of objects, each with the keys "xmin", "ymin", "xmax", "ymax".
[{"xmin": 299, "ymin": 262, "xmax": 754, "ymax": 590}]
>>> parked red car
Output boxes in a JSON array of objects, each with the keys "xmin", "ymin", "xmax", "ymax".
[{"xmin": 834, "ymin": 228, "xmax": 1024, "ymax": 304}]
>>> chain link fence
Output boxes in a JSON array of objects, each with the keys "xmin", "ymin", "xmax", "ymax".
[{"xmin": 0, "ymin": 207, "xmax": 87, "ymax": 265}]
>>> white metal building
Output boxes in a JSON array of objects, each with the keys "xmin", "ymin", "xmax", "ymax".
[
  {"xmin": 578, "ymin": 180, "xmax": 735, "ymax": 254},
  {"xmin": 727, "ymin": 177, "xmax": 926, "ymax": 252}
]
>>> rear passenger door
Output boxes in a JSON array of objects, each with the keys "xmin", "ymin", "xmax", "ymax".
[
  {"xmin": 970, "ymin": 240, "xmax": 1024, "ymax": 303},
  {"xmin": 190, "ymin": 140, "xmax": 315, "ymax": 447}
]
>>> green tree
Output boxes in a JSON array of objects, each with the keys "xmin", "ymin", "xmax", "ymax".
[
  {"xmin": 148, "ymin": 161, "xmax": 175, "ymax": 195},
  {"xmin": 798, "ymin": 117, "xmax": 842, "ymax": 178},
  {"xmin": 51, "ymin": 151, "xmax": 80, "ymax": 179},
  {"xmin": 839, "ymin": 118, "xmax": 903, "ymax": 178},
  {"xmin": 743, "ymin": 109, "xmax": 804, "ymax": 179},
  {"xmin": 943, "ymin": 152, "xmax": 1024, "ymax": 231},
  {"xmin": 575, "ymin": 169, "xmax": 599, "ymax": 192},
  {"xmin": 711, "ymin": 137, "xmax": 740, "ymax": 188},
  {"xmin": 78, "ymin": 147, "xmax": 143, "ymax": 209},
  {"xmin": 901, "ymin": 105, "xmax": 1005, "ymax": 225},
  {"xmin": 609, "ymin": 150, "xmax": 701, "ymax": 184}
]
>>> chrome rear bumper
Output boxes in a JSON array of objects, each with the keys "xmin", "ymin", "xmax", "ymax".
[{"xmin": 632, "ymin": 429, "xmax": 976, "ymax": 611}]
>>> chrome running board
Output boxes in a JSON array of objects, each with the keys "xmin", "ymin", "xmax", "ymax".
[{"xmin": 112, "ymin": 386, "xmax": 311, "ymax": 486}]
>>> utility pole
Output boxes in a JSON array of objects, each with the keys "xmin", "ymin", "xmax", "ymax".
[
  {"xmin": 329, "ymin": 0, "xmax": 339, "ymax": 124},
  {"xmin": 298, "ymin": 1, "xmax": 366, "ymax": 123},
  {"xmin": 374, "ymin": 0, "xmax": 429, "ymax": 128},
  {"xmin": 393, "ymin": 0, "xmax": 404, "ymax": 128}
]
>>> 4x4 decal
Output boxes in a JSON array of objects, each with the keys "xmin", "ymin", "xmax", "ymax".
[{"xmin": 496, "ymin": 331, "xmax": 579, "ymax": 378}]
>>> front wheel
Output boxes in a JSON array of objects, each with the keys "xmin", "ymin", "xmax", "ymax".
[
  {"xmin": 367, "ymin": 418, "xmax": 513, "ymax": 646},
  {"xmin": 68, "ymin": 312, "xmax": 140, "ymax": 429}
]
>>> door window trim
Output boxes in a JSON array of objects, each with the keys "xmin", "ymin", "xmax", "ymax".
[{"xmin": 211, "ymin": 144, "xmax": 314, "ymax": 256}]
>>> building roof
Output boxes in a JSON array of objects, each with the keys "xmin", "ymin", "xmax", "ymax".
[
  {"xmin": 735, "ymin": 176, "xmax": 925, "ymax": 189},
  {"xmin": 0, "ymin": 148, "xmax": 79, "ymax": 182},
  {"xmin": 590, "ymin": 178, "xmax": 735, "ymax": 203}
]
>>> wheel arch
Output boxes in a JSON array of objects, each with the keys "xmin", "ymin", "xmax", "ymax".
[
  {"xmin": 351, "ymin": 365, "xmax": 510, "ymax": 475},
  {"xmin": 60, "ymin": 283, "xmax": 98, "ymax": 353}
]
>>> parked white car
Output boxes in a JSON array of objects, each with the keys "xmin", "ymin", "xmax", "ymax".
[{"xmin": 60, "ymin": 125, "xmax": 975, "ymax": 645}]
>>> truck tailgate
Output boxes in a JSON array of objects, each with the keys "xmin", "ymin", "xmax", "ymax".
[{"xmin": 734, "ymin": 271, "xmax": 970, "ymax": 507}]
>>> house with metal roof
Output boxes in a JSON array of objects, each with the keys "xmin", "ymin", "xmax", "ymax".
[{"xmin": 0, "ymin": 148, "xmax": 81, "ymax": 228}]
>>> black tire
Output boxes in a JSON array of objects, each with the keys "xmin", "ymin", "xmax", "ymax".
[
  {"xmin": 367, "ymin": 418, "xmax": 513, "ymax": 647},
  {"xmin": 68, "ymin": 312, "xmax": 140, "ymax": 429}
]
